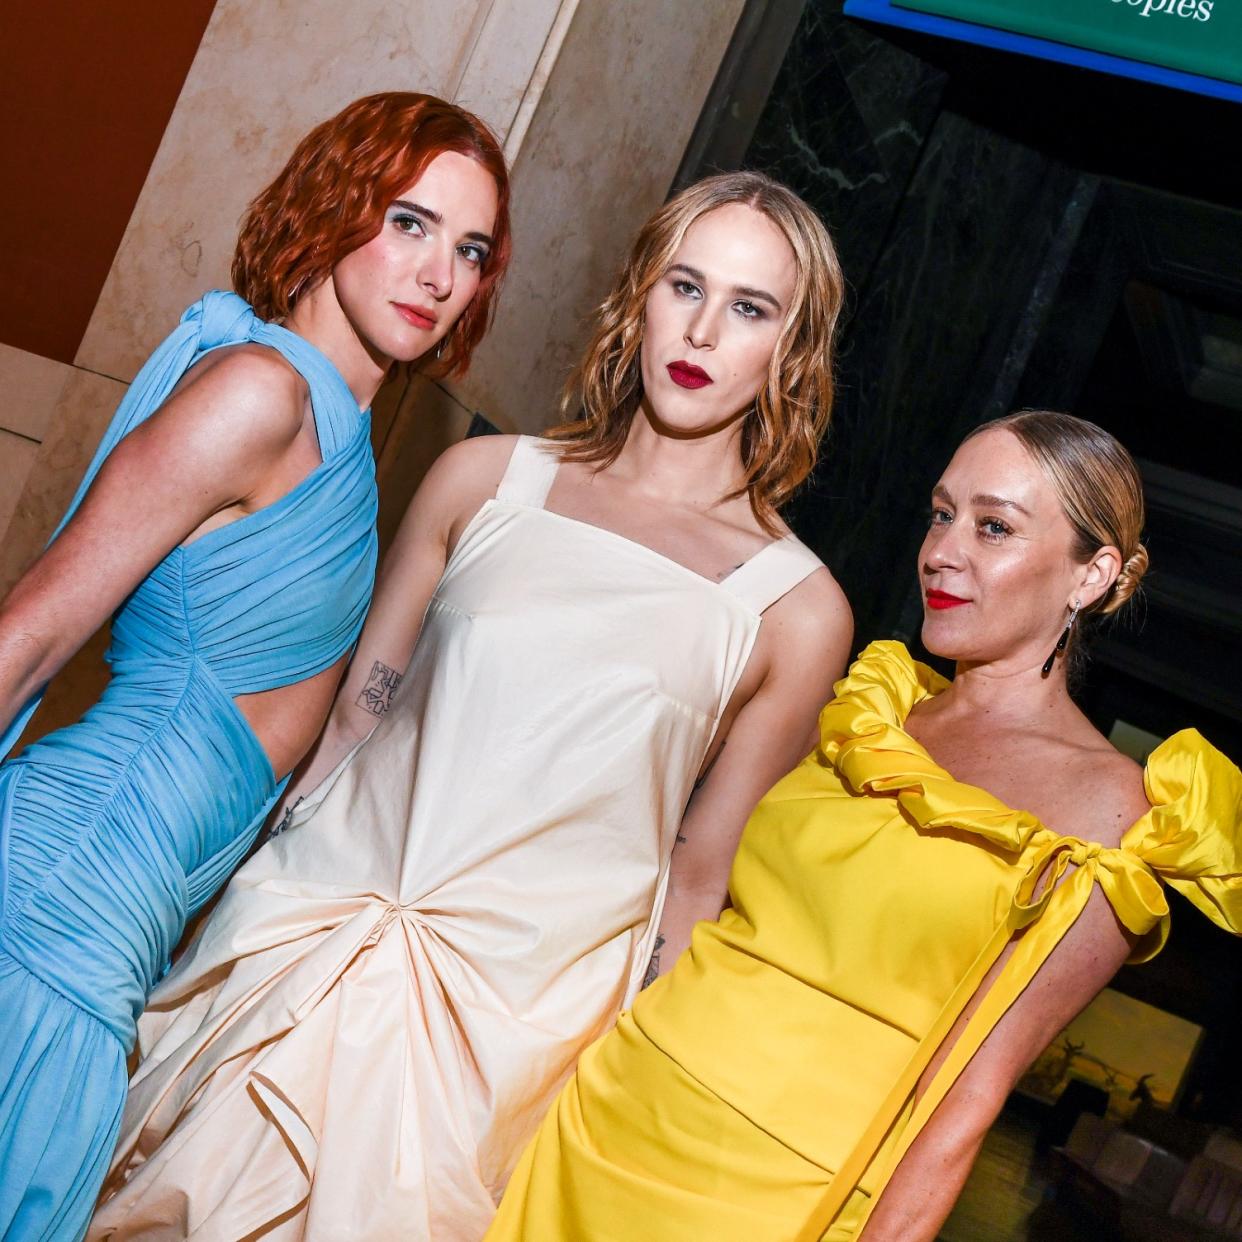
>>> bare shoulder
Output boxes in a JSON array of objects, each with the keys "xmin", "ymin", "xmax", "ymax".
[
  {"xmin": 1054, "ymin": 737, "xmax": 1151, "ymax": 844},
  {"xmin": 164, "ymin": 342, "xmax": 307, "ymax": 449},
  {"xmin": 393, "ymin": 434, "xmax": 525, "ymax": 555},
  {"xmin": 763, "ymin": 561, "xmax": 854, "ymax": 684},
  {"xmin": 423, "ymin": 432, "xmax": 523, "ymax": 494}
]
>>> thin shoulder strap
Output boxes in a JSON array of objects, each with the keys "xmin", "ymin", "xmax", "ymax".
[
  {"xmin": 720, "ymin": 535, "xmax": 823, "ymax": 614},
  {"xmin": 495, "ymin": 436, "xmax": 560, "ymax": 509}
]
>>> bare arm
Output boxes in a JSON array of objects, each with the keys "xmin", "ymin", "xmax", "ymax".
[
  {"xmin": 0, "ymin": 348, "xmax": 304, "ymax": 737},
  {"xmin": 860, "ymin": 786, "xmax": 1151, "ymax": 1241},
  {"xmin": 270, "ymin": 434, "xmax": 519, "ymax": 815},
  {"xmin": 645, "ymin": 570, "xmax": 852, "ymax": 984}
]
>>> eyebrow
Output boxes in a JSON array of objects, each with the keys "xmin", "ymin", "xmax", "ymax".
[
  {"xmin": 667, "ymin": 263, "xmax": 783, "ymax": 312},
  {"xmin": 392, "ymin": 199, "xmax": 494, "ymax": 248},
  {"xmin": 933, "ymin": 484, "xmax": 1031, "ymax": 516}
]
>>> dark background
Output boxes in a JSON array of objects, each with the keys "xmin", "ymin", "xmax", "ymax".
[{"xmin": 682, "ymin": 0, "xmax": 1242, "ymax": 1132}]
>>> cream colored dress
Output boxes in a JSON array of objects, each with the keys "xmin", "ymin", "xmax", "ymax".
[{"xmin": 91, "ymin": 436, "xmax": 823, "ymax": 1241}]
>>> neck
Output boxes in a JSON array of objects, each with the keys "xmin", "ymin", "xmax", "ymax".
[
  {"xmin": 611, "ymin": 400, "xmax": 750, "ymax": 511},
  {"xmin": 938, "ymin": 651, "xmax": 1074, "ymax": 728},
  {"xmin": 283, "ymin": 280, "xmax": 390, "ymax": 410}
]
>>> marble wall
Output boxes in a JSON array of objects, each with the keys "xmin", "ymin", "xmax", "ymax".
[{"xmin": 721, "ymin": 0, "xmax": 1094, "ymax": 649}]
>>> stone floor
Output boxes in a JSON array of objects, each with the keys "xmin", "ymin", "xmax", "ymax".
[{"xmin": 939, "ymin": 1109, "xmax": 1103, "ymax": 1242}]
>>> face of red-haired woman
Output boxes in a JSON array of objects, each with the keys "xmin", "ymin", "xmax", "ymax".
[{"xmin": 331, "ymin": 150, "xmax": 499, "ymax": 364}]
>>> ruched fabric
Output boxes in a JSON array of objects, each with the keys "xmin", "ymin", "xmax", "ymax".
[
  {"xmin": 487, "ymin": 640, "xmax": 1242, "ymax": 1242},
  {"xmin": 0, "ymin": 291, "xmax": 377, "ymax": 1241},
  {"xmin": 88, "ymin": 436, "xmax": 825, "ymax": 1242}
]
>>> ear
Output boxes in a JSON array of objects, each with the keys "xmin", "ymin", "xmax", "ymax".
[{"xmin": 1075, "ymin": 544, "xmax": 1121, "ymax": 610}]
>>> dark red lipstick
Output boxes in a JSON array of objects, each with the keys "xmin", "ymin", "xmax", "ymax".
[
  {"xmin": 667, "ymin": 360, "xmax": 712, "ymax": 389},
  {"xmin": 926, "ymin": 589, "xmax": 969, "ymax": 611},
  {"xmin": 393, "ymin": 302, "xmax": 438, "ymax": 330}
]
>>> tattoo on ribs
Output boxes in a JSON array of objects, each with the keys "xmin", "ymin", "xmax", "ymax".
[
  {"xmin": 641, "ymin": 933, "xmax": 666, "ymax": 990},
  {"xmin": 357, "ymin": 661, "xmax": 403, "ymax": 717}
]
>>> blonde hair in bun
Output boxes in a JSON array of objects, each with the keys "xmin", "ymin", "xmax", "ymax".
[{"xmin": 968, "ymin": 410, "xmax": 1148, "ymax": 617}]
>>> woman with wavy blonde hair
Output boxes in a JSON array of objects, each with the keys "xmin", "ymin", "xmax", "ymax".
[
  {"xmin": 0, "ymin": 91, "xmax": 508, "ymax": 1239},
  {"xmin": 90, "ymin": 170, "xmax": 854, "ymax": 1241}
]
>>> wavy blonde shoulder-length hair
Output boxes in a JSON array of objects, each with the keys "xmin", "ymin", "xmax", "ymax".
[{"xmin": 545, "ymin": 171, "xmax": 846, "ymax": 534}]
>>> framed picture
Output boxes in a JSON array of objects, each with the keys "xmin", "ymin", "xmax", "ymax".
[{"xmin": 1018, "ymin": 987, "xmax": 1204, "ymax": 1118}]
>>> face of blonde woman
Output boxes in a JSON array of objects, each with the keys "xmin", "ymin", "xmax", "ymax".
[
  {"xmin": 918, "ymin": 428, "xmax": 1116, "ymax": 672},
  {"xmin": 331, "ymin": 150, "xmax": 499, "ymax": 366},
  {"xmin": 639, "ymin": 202, "xmax": 796, "ymax": 437}
]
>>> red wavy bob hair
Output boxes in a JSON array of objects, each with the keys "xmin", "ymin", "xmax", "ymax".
[{"xmin": 232, "ymin": 92, "xmax": 511, "ymax": 378}]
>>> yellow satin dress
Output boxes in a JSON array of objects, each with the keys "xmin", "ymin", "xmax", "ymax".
[{"xmin": 488, "ymin": 641, "xmax": 1242, "ymax": 1242}]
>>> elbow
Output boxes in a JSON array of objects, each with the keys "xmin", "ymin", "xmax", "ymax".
[{"xmin": 0, "ymin": 613, "xmax": 60, "ymax": 704}]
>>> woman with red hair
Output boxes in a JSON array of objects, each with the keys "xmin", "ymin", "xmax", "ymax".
[{"xmin": 0, "ymin": 92, "xmax": 509, "ymax": 1239}]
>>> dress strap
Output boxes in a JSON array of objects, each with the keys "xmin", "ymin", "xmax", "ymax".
[
  {"xmin": 719, "ymin": 535, "xmax": 823, "ymax": 614},
  {"xmin": 495, "ymin": 436, "xmax": 560, "ymax": 509}
]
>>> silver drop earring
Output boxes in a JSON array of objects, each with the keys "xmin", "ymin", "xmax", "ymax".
[{"xmin": 1042, "ymin": 600, "xmax": 1081, "ymax": 677}]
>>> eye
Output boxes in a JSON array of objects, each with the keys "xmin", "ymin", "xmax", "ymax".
[
  {"xmin": 733, "ymin": 300, "xmax": 765, "ymax": 321},
  {"xmin": 390, "ymin": 210, "xmax": 427, "ymax": 237},
  {"xmin": 672, "ymin": 278, "xmax": 702, "ymax": 300},
  {"xmin": 978, "ymin": 516, "xmax": 1012, "ymax": 542},
  {"xmin": 457, "ymin": 242, "xmax": 488, "ymax": 266},
  {"xmin": 929, "ymin": 506, "xmax": 953, "ymax": 527}
]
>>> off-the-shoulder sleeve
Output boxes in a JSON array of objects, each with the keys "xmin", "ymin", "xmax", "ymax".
[
  {"xmin": 795, "ymin": 727, "xmax": 1242, "ymax": 1242},
  {"xmin": 1124, "ymin": 729, "xmax": 1242, "ymax": 936}
]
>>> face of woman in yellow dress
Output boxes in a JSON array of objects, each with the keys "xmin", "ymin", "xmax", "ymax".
[
  {"xmin": 918, "ymin": 427, "xmax": 1118, "ymax": 672},
  {"xmin": 639, "ymin": 202, "xmax": 796, "ymax": 437}
]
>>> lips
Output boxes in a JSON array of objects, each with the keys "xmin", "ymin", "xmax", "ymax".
[
  {"xmin": 926, "ymin": 589, "xmax": 970, "ymax": 610},
  {"xmin": 667, "ymin": 360, "xmax": 712, "ymax": 390},
  {"xmin": 393, "ymin": 302, "xmax": 438, "ymax": 330}
]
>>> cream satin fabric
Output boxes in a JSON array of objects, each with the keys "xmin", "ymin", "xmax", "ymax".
[{"xmin": 91, "ymin": 437, "xmax": 823, "ymax": 1241}]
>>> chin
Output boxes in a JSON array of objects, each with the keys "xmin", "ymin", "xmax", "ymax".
[{"xmin": 919, "ymin": 613, "xmax": 974, "ymax": 662}]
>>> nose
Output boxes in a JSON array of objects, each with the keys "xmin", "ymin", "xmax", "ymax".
[
  {"xmin": 417, "ymin": 240, "xmax": 455, "ymax": 301},
  {"xmin": 922, "ymin": 520, "xmax": 966, "ymax": 574},
  {"xmin": 684, "ymin": 301, "xmax": 719, "ymax": 351}
]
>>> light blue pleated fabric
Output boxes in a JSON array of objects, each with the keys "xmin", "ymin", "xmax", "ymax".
[{"xmin": 0, "ymin": 291, "xmax": 378, "ymax": 1240}]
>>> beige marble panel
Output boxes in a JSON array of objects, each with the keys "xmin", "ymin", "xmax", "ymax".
[
  {"xmin": 0, "ymin": 367, "xmax": 128, "ymax": 597},
  {"xmin": 453, "ymin": 0, "xmax": 576, "ymax": 152},
  {"xmin": 0, "ymin": 343, "xmax": 75, "ymax": 441},
  {"xmin": 75, "ymin": 0, "xmax": 501, "ymax": 384},
  {"xmin": 450, "ymin": 0, "xmax": 748, "ymax": 434},
  {"xmin": 0, "ymin": 429, "xmax": 40, "ymax": 540}
]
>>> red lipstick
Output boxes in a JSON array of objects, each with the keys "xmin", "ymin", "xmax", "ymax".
[
  {"xmin": 667, "ymin": 360, "xmax": 712, "ymax": 389},
  {"xmin": 393, "ymin": 302, "xmax": 438, "ymax": 330},
  {"xmin": 926, "ymin": 589, "xmax": 969, "ymax": 611}
]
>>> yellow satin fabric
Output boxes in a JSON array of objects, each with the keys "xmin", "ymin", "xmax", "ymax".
[{"xmin": 488, "ymin": 641, "xmax": 1242, "ymax": 1242}]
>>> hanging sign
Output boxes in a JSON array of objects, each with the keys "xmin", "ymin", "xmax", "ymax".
[{"xmin": 843, "ymin": 0, "xmax": 1242, "ymax": 101}]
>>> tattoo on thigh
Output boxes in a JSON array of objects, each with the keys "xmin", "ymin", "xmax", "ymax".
[
  {"xmin": 641, "ymin": 933, "xmax": 666, "ymax": 990},
  {"xmin": 356, "ymin": 661, "xmax": 403, "ymax": 717}
]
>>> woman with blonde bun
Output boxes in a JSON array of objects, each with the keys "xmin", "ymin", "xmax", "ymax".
[{"xmin": 489, "ymin": 410, "xmax": 1242, "ymax": 1242}]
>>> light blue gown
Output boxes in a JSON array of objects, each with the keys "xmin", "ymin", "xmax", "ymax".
[{"xmin": 0, "ymin": 291, "xmax": 378, "ymax": 1240}]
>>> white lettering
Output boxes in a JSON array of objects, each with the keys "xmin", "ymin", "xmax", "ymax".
[{"xmin": 1109, "ymin": 0, "xmax": 1211, "ymax": 20}]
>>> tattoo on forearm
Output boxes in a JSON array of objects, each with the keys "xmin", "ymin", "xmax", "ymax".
[
  {"xmin": 356, "ymin": 661, "xmax": 402, "ymax": 717},
  {"xmin": 642, "ymin": 933, "xmax": 666, "ymax": 989},
  {"xmin": 267, "ymin": 795, "xmax": 304, "ymax": 840}
]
